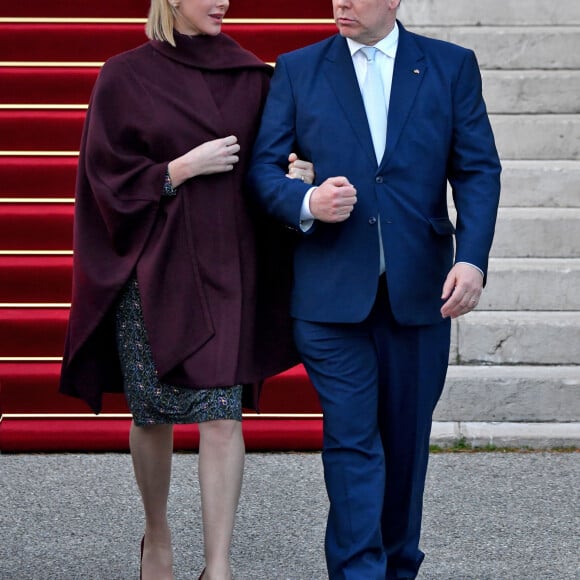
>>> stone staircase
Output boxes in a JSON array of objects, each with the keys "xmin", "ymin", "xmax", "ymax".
[{"xmin": 398, "ymin": 0, "xmax": 580, "ymax": 446}]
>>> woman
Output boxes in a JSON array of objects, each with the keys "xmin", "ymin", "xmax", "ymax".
[{"xmin": 59, "ymin": 1, "xmax": 313, "ymax": 578}]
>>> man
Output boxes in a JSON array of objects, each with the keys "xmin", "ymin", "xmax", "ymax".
[{"xmin": 247, "ymin": 0, "xmax": 501, "ymax": 577}]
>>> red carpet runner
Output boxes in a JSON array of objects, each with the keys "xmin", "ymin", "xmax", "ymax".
[{"xmin": 0, "ymin": 0, "xmax": 334, "ymax": 451}]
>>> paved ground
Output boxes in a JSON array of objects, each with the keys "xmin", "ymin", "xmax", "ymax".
[{"xmin": 0, "ymin": 451, "xmax": 578, "ymax": 579}]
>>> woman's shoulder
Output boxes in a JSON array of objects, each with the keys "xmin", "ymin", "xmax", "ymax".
[
  {"xmin": 84, "ymin": 44, "xmax": 157, "ymax": 111},
  {"xmin": 99, "ymin": 42, "xmax": 156, "ymax": 80}
]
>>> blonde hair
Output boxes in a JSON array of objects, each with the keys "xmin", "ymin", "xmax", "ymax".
[{"xmin": 145, "ymin": 0, "xmax": 177, "ymax": 46}]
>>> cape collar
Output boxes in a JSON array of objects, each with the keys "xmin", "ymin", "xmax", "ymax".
[{"xmin": 150, "ymin": 31, "xmax": 271, "ymax": 72}]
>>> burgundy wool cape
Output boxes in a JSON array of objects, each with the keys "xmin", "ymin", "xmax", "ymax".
[{"xmin": 59, "ymin": 32, "xmax": 298, "ymax": 414}]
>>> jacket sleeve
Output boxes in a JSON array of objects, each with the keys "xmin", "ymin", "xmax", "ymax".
[
  {"xmin": 79, "ymin": 57, "xmax": 167, "ymax": 256},
  {"xmin": 246, "ymin": 56, "xmax": 314, "ymax": 233},
  {"xmin": 447, "ymin": 49, "xmax": 501, "ymax": 278}
]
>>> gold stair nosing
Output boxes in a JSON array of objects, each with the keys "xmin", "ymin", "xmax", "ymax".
[
  {"xmin": 0, "ymin": 356, "xmax": 63, "ymax": 362},
  {"xmin": 0, "ymin": 303, "xmax": 71, "ymax": 308},
  {"xmin": 0, "ymin": 198, "xmax": 74, "ymax": 203},
  {"xmin": 1, "ymin": 412, "xmax": 322, "ymax": 419},
  {"xmin": 0, "ymin": 61, "xmax": 105, "ymax": 67},
  {"xmin": 0, "ymin": 104, "xmax": 88, "ymax": 110},
  {"xmin": 0, "ymin": 250, "xmax": 73, "ymax": 256},
  {"xmin": 0, "ymin": 151, "xmax": 78, "ymax": 156},
  {"xmin": 0, "ymin": 61, "xmax": 276, "ymax": 67},
  {"xmin": 0, "ymin": 17, "xmax": 334, "ymax": 25}
]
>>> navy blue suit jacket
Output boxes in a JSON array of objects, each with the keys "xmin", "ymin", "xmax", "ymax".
[{"xmin": 247, "ymin": 22, "xmax": 501, "ymax": 326}]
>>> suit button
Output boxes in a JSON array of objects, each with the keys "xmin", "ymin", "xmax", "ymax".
[
  {"xmin": 368, "ymin": 216, "xmax": 377, "ymax": 225},
  {"xmin": 375, "ymin": 176, "xmax": 384, "ymax": 184}
]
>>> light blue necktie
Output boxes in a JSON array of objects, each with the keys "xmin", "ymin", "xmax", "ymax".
[
  {"xmin": 360, "ymin": 46, "xmax": 387, "ymax": 164},
  {"xmin": 360, "ymin": 47, "xmax": 387, "ymax": 273}
]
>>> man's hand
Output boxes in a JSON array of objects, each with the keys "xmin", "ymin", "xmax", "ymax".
[
  {"xmin": 309, "ymin": 176, "xmax": 357, "ymax": 223},
  {"xmin": 440, "ymin": 263, "xmax": 484, "ymax": 319}
]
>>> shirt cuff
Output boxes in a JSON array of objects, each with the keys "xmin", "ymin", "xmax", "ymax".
[
  {"xmin": 300, "ymin": 187, "xmax": 316, "ymax": 232},
  {"xmin": 456, "ymin": 261, "xmax": 484, "ymax": 277}
]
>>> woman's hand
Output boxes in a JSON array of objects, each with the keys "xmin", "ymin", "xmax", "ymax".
[
  {"xmin": 286, "ymin": 152, "xmax": 315, "ymax": 185},
  {"xmin": 168, "ymin": 135, "xmax": 241, "ymax": 187}
]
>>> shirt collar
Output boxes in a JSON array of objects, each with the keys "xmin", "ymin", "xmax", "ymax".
[{"xmin": 346, "ymin": 21, "xmax": 399, "ymax": 59}]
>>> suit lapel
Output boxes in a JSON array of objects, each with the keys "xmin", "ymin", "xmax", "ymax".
[
  {"xmin": 382, "ymin": 23, "xmax": 426, "ymax": 169},
  {"xmin": 322, "ymin": 36, "xmax": 378, "ymax": 167}
]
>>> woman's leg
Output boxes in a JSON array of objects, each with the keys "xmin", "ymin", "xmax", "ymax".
[
  {"xmin": 197, "ymin": 419, "xmax": 245, "ymax": 580},
  {"xmin": 130, "ymin": 421, "xmax": 175, "ymax": 580}
]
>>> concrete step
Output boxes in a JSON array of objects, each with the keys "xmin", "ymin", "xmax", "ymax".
[
  {"xmin": 2, "ymin": 28, "xmax": 574, "ymax": 75},
  {"xmin": 3, "ymin": 69, "xmax": 578, "ymax": 116},
  {"xmin": 430, "ymin": 421, "xmax": 580, "ymax": 448},
  {"xmin": 399, "ymin": 0, "xmax": 580, "ymax": 26},
  {"xmin": 450, "ymin": 311, "xmax": 580, "ymax": 365},
  {"xmin": 448, "ymin": 161, "xmax": 580, "ymax": 207},
  {"xmin": 436, "ymin": 365, "xmax": 580, "ymax": 422},
  {"xmin": 490, "ymin": 114, "xmax": 580, "ymax": 160},
  {"xmin": 483, "ymin": 71, "xmax": 580, "ymax": 115},
  {"xmin": 490, "ymin": 208, "xmax": 580, "ymax": 259},
  {"xmin": 497, "ymin": 160, "xmax": 580, "ymax": 208},
  {"xmin": 483, "ymin": 258, "xmax": 580, "ymax": 311},
  {"xmin": 410, "ymin": 26, "xmax": 580, "ymax": 70},
  {"xmin": 4, "ymin": 0, "xmax": 579, "ymax": 25}
]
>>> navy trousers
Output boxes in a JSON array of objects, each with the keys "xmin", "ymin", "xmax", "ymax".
[{"xmin": 294, "ymin": 277, "xmax": 451, "ymax": 579}]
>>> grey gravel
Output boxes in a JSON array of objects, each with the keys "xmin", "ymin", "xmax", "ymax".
[{"xmin": 0, "ymin": 452, "xmax": 578, "ymax": 579}]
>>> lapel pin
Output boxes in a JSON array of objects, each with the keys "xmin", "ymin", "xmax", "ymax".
[{"xmin": 413, "ymin": 69, "xmax": 420, "ymax": 75}]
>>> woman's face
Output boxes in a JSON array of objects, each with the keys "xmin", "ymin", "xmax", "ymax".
[{"xmin": 172, "ymin": 0, "xmax": 229, "ymax": 36}]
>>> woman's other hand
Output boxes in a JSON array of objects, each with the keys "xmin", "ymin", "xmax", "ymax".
[
  {"xmin": 286, "ymin": 152, "xmax": 315, "ymax": 185},
  {"xmin": 168, "ymin": 135, "xmax": 241, "ymax": 187}
]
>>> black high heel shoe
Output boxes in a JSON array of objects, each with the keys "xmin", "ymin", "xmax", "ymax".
[{"xmin": 139, "ymin": 536, "xmax": 145, "ymax": 580}]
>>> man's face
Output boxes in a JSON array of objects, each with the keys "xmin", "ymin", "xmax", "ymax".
[{"xmin": 332, "ymin": 0, "xmax": 399, "ymax": 45}]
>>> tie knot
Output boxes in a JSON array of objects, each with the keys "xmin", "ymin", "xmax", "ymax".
[{"xmin": 361, "ymin": 46, "xmax": 378, "ymax": 62}]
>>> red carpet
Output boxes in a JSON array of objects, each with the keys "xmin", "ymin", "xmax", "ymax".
[
  {"xmin": 0, "ymin": 256, "xmax": 72, "ymax": 302},
  {"xmin": 0, "ymin": 309, "xmax": 69, "ymax": 357},
  {"xmin": 0, "ymin": 0, "xmax": 331, "ymax": 452},
  {"xmin": 1, "ymin": 0, "xmax": 331, "ymax": 19},
  {"xmin": 0, "ymin": 68, "xmax": 99, "ymax": 105},
  {"xmin": 0, "ymin": 111, "xmax": 85, "ymax": 151},
  {"xmin": 0, "ymin": 362, "xmax": 322, "ymax": 452},
  {"xmin": 0, "ymin": 157, "xmax": 78, "ymax": 198},
  {"xmin": 0, "ymin": 417, "xmax": 323, "ymax": 452},
  {"xmin": 0, "ymin": 362, "xmax": 319, "ymax": 414},
  {"xmin": 0, "ymin": 204, "xmax": 73, "ymax": 250},
  {"xmin": 0, "ymin": 23, "xmax": 335, "ymax": 64}
]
